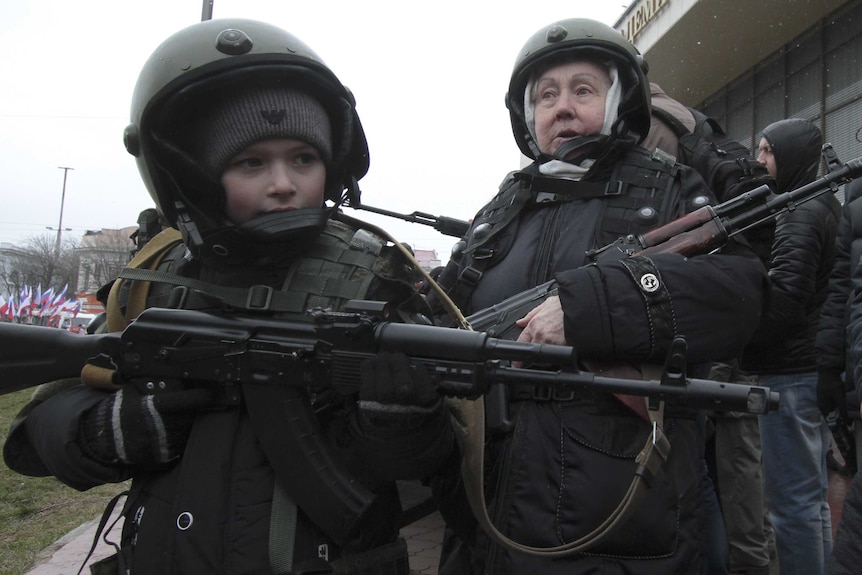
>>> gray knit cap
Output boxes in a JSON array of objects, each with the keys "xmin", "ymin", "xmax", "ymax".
[{"xmin": 193, "ymin": 86, "xmax": 332, "ymax": 176}]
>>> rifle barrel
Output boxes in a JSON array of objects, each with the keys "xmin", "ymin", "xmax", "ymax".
[{"xmin": 488, "ymin": 365, "xmax": 779, "ymax": 414}]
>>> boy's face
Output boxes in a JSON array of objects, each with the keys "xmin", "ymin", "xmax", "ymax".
[{"xmin": 221, "ymin": 138, "xmax": 327, "ymax": 225}]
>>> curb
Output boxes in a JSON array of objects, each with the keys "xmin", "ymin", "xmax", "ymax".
[{"xmin": 24, "ymin": 510, "xmax": 443, "ymax": 575}]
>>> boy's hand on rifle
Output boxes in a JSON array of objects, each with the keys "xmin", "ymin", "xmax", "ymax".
[
  {"xmin": 358, "ymin": 351, "xmax": 442, "ymax": 429},
  {"xmin": 79, "ymin": 384, "xmax": 219, "ymax": 467}
]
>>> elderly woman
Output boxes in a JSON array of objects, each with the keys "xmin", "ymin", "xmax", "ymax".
[{"xmin": 430, "ymin": 18, "xmax": 768, "ymax": 575}]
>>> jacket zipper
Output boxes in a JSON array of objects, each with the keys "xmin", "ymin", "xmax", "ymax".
[{"xmin": 531, "ymin": 204, "xmax": 562, "ymax": 287}]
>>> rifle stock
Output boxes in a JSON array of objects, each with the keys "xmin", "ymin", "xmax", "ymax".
[{"xmin": 0, "ymin": 324, "xmax": 113, "ymax": 394}]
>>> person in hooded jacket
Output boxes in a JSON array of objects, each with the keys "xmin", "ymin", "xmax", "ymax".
[
  {"xmin": 816, "ymin": 176, "xmax": 862, "ymax": 471},
  {"xmin": 428, "ymin": 18, "xmax": 768, "ymax": 575},
  {"xmin": 740, "ymin": 117, "xmax": 841, "ymax": 575},
  {"xmin": 2, "ymin": 19, "xmax": 453, "ymax": 575},
  {"xmin": 833, "ymin": 179, "xmax": 862, "ymax": 574}
]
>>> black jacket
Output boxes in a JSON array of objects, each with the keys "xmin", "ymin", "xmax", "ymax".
[
  {"xmin": 816, "ymin": 179, "xmax": 862, "ymax": 381},
  {"xmin": 835, "ymin": 187, "xmax": 862, "ymax": 575},
  {"xmin": 742, "ymin": 119, "xmax": 841, "ymax": 373},
  {"xmin": 431, "ymin": 146, "xmax": 767, "ymax": 575}
]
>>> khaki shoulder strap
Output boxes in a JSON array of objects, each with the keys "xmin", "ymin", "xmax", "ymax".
[
  {"xmin": 106, "ymin": 228, "xmax": 183, "ymax": 332},
  {"xmin": 447, "ymin": 382, "xmax": 668, "ymax": 558}
]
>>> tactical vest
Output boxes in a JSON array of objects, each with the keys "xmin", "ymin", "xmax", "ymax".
[
  {"xmin": 100, "ymin": 213, "xmax": 417, "ymax": 575},
  {"xmin": 446, "ymin": 147, "xmax": 699, "ymax": 312},
  {"xmin": 107, "ymin": 213, "xmax": 408, "ymax": 328}
]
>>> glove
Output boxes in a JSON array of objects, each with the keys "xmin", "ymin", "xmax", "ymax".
[
  {"xmin": 359, "ymin": 351, "xmax": 442, "ymax": 429},
  {"xmin": 817, "ymin": 369, "xmax": 848, "ymax": 419},
  {"xmin": 79, "ymin": 384, "xmax": 218, "ymax": 467}
]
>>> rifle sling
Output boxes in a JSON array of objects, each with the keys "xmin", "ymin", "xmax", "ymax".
[
  {"xmin": 268, "ymin": 479, "xmax": 298, "ymax": 574},
  {"xmin": 449, "ymin": 394, "xmax": 669, "ymax": 558}
]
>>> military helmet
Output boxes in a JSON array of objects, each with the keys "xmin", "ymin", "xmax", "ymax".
[
  {"xmin": 506, "ymin": 18, "xmax": 651, "ymax": 159},
  {"xmin": 123, "ymin": 18, "xmax": 369, "ymax": 234}
]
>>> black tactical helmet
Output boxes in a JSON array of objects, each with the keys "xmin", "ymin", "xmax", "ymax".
[
  {"xmin": 506, "ymin": 18, "xmax": 651, "ymax": 160},
  {"xmin": 123, "ymin": 18, "xmax": 369, "ymax": 254}
]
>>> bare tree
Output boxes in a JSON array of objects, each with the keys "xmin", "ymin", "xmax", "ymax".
[
  {"xmin": 0, "ymin": 233, "xmax": 79, "ymax": 297},
  {"xmin": 0, "ymin": 227, "xmax": 134, "ymax": 319}
]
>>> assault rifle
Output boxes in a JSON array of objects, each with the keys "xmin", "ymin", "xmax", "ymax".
[
  {"xmin": 0, "ymin": 302, "xmax": 776, "ymax": 413},
  {"xmin": 467, "ymin": 150, "xmax": 862, "ymax": 339}
]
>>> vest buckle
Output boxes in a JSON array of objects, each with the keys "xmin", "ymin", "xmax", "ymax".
[{"xmin": 246, "ymin": 285, "xmax": 274, "ymax": 310}]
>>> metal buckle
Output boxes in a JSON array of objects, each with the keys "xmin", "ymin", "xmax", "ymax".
[
  {"xmin": 458, "ymin": 266, "xmax": 484, "ymax": 285},
  {"xmin": 532, "ymin": 385, "xmax": 552, "ymax": 401},
  {"xmin": 603, "ymin": 180, "xmax": 625, "ymax": 196},
  {"xmin": 246, "ymin": 284, "xmax": 274, "ymax": 310}
]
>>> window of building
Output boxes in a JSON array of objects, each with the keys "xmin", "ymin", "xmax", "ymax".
[{"xmin": 700, "ymin": 0, "xmax": 862, "ymax": 173}]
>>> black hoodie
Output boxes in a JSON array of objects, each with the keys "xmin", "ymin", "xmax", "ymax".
[{"xmin": 741, "ymin": 118, "xmax": 842, "ymax": 373}]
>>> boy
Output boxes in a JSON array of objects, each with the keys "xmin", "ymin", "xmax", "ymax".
[{"xmin": 4, "ymin": 18, "xmax": 452, "ymax": 575}]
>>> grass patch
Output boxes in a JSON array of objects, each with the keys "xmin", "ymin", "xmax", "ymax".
[{"xmin": 0, "ymin": 388, "xmax": 128, "ymax": 575}]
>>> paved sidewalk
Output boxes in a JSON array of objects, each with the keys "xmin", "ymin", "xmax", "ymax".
[
  {"xmin": 24, "ymin": 508, "xmax": 444, "ymax": 575},
  {"xmin": 403, "ymin": 511, "xmax": 445, "ymax": 575},
  {"xmin": 25, "ymin": 507, "xmax": 121, "ymax": 575}
]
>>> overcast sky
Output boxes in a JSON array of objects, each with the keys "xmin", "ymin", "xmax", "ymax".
[{"xmin": 0, "ymin": 0, "xmax": 625, "ymax": 263}]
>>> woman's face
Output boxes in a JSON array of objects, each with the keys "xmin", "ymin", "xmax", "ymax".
[{"xmin": 532, "ymin": 60, "xmax": 611, "ymax": 157}]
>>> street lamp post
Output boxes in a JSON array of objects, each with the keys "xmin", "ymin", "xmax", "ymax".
[{"xmin": 54, "ymin": 166, "xmax": 74, "ymax": 257}]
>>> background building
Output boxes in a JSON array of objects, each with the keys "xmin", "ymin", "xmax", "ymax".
[
  {"xmin": 75, "ymin": 227, "xmax": 136, "ymax": 295},
  {"xmin": 413, "ymin": 249, "xmax": 442, "ymax": 272},
  {"xmin": 616, "ymin": 0, "xmax": 862, "ymax": 194}
]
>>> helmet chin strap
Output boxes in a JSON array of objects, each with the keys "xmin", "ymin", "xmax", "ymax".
[
  {"xmin": 174, "ymin": 200, "xmax": 206, "ymax": 251},
  {"xmin": 189, "ymin": 208, "xmax": 332, "ymax": 265},
  {"xmin": 551, "ymin": 134, "xmax": 607, "ymax": 162},
  {"xmin": 237, "ymin": 208, "xmax": 332, "ymax": 240},
  {"xmin": 151, "ymin": 133, "xmax": 227, "ymax": 250},
  {"xmin": 343, "ymin": 176, "xmax": 361, "ymax": 207}
]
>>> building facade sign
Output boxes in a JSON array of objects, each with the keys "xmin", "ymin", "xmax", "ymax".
[{"xmin": 622, "ymin": 0, "xmax": 670, "ymax": 43}]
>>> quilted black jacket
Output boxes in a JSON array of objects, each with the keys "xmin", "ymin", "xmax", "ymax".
[
  {"xmin": 816, "ymin": 179, "xmax": 862, "ymax": 378},
  {"xmin": 741, "ymin": 119, "xmax": 841, "ymax": 373}
]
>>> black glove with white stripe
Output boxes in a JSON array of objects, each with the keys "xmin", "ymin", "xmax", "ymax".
[{"xmin": 79, "ymin": 385, "xmax": 217, "ymax": 467}]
